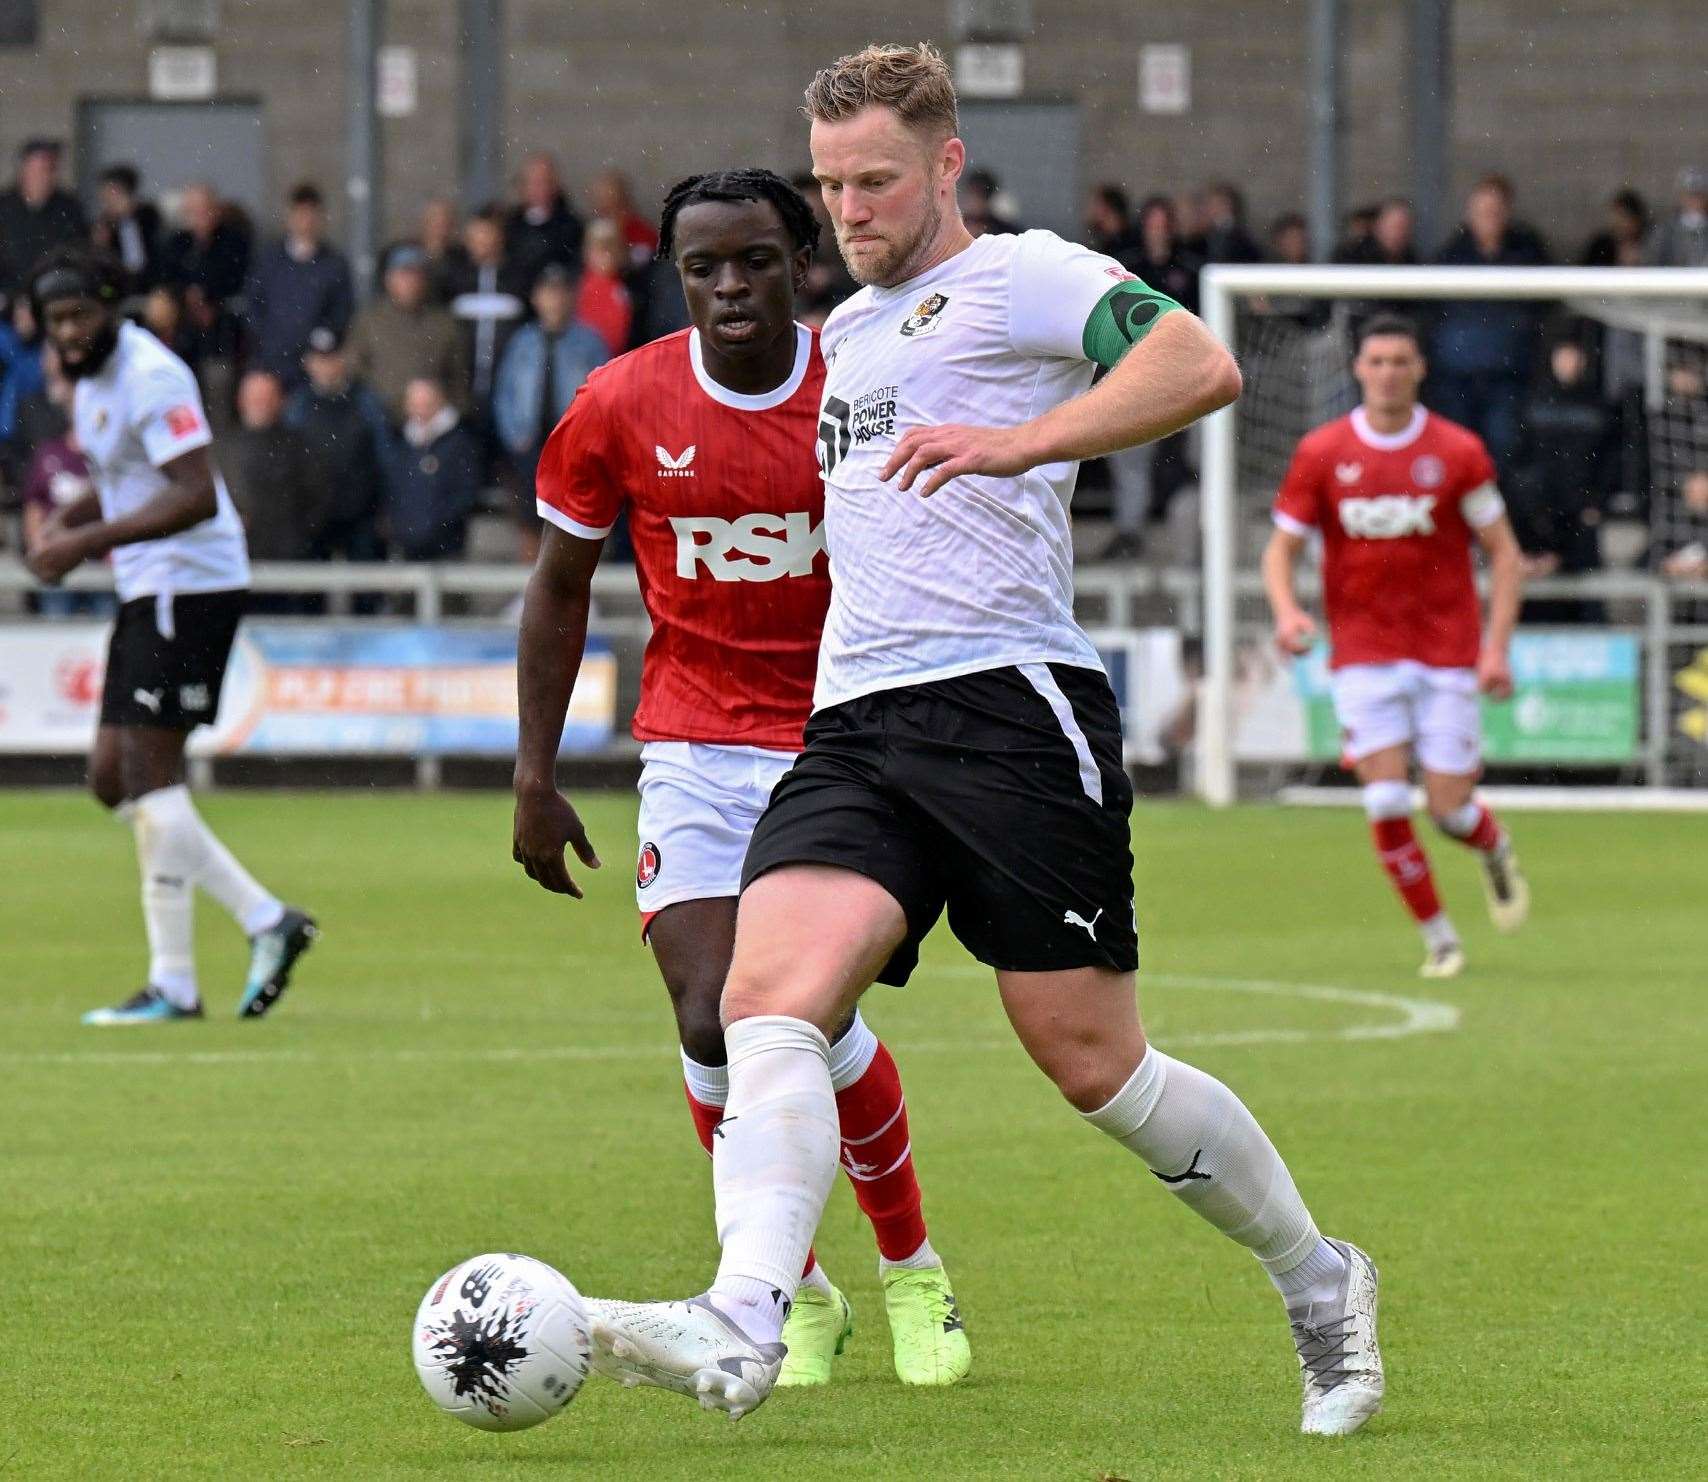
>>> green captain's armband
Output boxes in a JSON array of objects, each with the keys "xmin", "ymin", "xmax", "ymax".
[{"xmin": 1081, "ymin": 280, "xmax": 1184, "ymax": 369}]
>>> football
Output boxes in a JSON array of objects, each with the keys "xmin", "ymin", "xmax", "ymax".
[{"xmin": 412, "ymin": 1253, "xmax": 592, "ymax": 1431}]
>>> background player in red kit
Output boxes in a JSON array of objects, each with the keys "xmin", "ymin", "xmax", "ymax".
[
  {"xmin": 1262, "ymin": 314, "xmax": 1530, "ymax": 978},
  {"xmin": 511, "ymin": 170, "xmax": 969, "ymax": 1388}
]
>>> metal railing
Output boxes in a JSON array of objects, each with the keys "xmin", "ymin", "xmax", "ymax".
[{"xmin": 2, "ymin": 559, "xmax": 1704, "ymax": 790}]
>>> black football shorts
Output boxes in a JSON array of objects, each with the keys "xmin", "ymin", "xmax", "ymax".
[
  {"xmin": 99, "ymin": 589, "xmax": 246, "ymax": 730},
  {"xmin": 741, "ymin": 662, "xmax": 1138, "ymax": 985}
]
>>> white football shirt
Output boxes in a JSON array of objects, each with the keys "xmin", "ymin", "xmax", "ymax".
[
  {"xmin": 814, "ymin": 229, "xmax": 1139, "ymax": 709},
  {"xmin": 74, "ymin": 322, "xmax": 249, "ymax": 603}
]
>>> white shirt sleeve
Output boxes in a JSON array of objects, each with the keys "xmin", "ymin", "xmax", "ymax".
[
  {"xmin": 1006, "ymin": 230, "xmax": 1135, "ymax": 361},
  {"xmin": 133, "ymin": 365, "xmax": 213, "ymax": 467},
  {"xmin": 1460, "ymin": 480, "xmax": 1505, "ymax": 528}
]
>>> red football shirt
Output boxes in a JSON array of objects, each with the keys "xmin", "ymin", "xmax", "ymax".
[
  {"xmin": 1273, "ymin": 406, "xmax": 1502, "ymax": 669},
  {"xmin": 535, "ymin": 325, "xmax": 829, "ymax": 749}
]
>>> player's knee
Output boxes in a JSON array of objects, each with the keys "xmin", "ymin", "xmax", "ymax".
[
  {"xmin": 666, "ymin": 978, "xmax": 728, "ymax": 1065},
  {"xmin": 1035, "ymin": 1030, "xmax": 1144, "ymax": 1113}
]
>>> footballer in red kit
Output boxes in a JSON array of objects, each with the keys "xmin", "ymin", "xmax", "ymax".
[
  {"xmin": 1264, "ymin": 314, "xmax": 1530, "ymax": 978},
  {"xmin": 512, "ymin": 169, "xmax": 970, "ymax": 1389}
]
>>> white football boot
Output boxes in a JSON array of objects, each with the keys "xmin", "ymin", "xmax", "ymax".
[
  {"xmin": 1478, "ymin": 842, "xmax": 1530, "ymax": 934},
  {"xmin": 1289, "ymin": 1238, "xmax": 1384, "ymax": 1436},
  {"xmin": 1418, "ymin": 940, "xmax": 1466, "ymax": 979},
  {"xmin": 587, "ymin": 1296, "xmax": 785, "ymax": 1420}
]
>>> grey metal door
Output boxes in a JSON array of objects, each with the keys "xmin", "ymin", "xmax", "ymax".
[
  {"xmin": 957, "ymin": 99, "xmax": 1082, "ymax": 239},
  {"xmin": 75, "ymin": 100, "xmax": 266, "ymax": 224}
]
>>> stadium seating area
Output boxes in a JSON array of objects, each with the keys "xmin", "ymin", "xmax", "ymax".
[{"xmin": 3, "ymin": 141, "xmax": 1706, "ymax": 596}]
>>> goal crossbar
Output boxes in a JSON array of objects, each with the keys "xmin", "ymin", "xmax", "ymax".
[{"xmin": 1195, "ymin": 264, "xmax": 1708, "ymax": 806}]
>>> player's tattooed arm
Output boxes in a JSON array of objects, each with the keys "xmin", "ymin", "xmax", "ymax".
[
  {"xmin": 26, "ymin": 447, "xmax": 218, "ymax": 583},
  {"xmin": 513, "ymin": 525, "xmax": 605, "ymax": 898}
]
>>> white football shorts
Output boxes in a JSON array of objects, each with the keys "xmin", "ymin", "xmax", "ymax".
[
  {"xmin": 1329, "ymin": 660, "xmax": 1482, "ymax": 774},
  {"xmin": 634, "ymin": 741, "xmax": 797, "ymax": 919}
]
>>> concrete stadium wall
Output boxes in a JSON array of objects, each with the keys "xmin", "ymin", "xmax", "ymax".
[{"xmin": 0, "ymin": 0, "xmax": 1702, "ymax": 257}]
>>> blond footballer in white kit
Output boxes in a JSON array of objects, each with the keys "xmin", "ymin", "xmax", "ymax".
[{"xmin": 589, "ymin": 44, "xmax": 1386, "ymax": 1440}]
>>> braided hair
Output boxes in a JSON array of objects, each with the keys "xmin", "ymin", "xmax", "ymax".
[{"xmin": 657, "ymin": 168, "xmax": 821, "ymax": 260}]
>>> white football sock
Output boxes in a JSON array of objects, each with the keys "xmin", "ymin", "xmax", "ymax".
[
  {"xmin": 136, "ymin": 785, "xmax": 283, "ymax": 936},
  {"xmin": 878, "ymin": 1237, "xmax": 941, "ymax": 1274},
  {"xmin": 797, "ymin": 1262, "xmax": 834, "ymax": 1298},
  {"xmin": 1421, "ymin": 912, "xmax": 1460, "ymax": 951},
  {"xmin": 129, "ymin": 793, "xmax": 198, "ymax": 1008},
  {"xmin": 708, "ymin": 1015, "xmax": 840, "ymax": 1343},
  {"xmin": 826, "ymin": 1008, "xmax": 879, "ymax": 1092},
  {"xmin": 1084, "ymin": 1047, "xmax": 1338, "ymax": 1300},
  {"xmin": 680, "ymin": 1051, "xmax": 729, "ymax": 1109}
]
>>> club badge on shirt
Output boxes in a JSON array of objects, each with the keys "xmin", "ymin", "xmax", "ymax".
[{"xmin": 900, "ymin": 293, "xmax": 949, "ymax": 338}]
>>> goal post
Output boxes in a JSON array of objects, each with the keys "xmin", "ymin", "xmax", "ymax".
[{"xmin": 1196, "ymin": 263, "xmax": 1708, "ymax": 807}]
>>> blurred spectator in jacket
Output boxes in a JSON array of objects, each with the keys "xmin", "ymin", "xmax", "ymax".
[
  {"xmin": 159, "ymin": 182, "xmax": 251, "ymax": 307},
  {"xmin": 507, "ymin": 153, "xmax": 584, "ymax": 286},
  {"xmin": 493, "ymin": 263, "xmax": 609, "ymax": 558},
  {"xmin": 576, "ymin": 221, "xmax": 634, "ymax": 356},
  {"xmin": 21, "ymin": 421, "xmax": 108, "ymax": 616},
  {"xmin": 225, "ymin": 371, "xmax": 327, "ymax": 570},
  {"xmin": 1582, "ymin": 189, "xmax": 1649, "ymax": 267},
  {"xmin": 347, "ymin": 242, "xmax": 469, "ymax": 423},
  {"xmin": 1200, "ymin": 182, "xmax": 1262, "ymax": 264},
  {"xmin": 5, "ymin": 331, "xmax": 69, "ymax": 484},
  {"xmin": 416, "ymin": 197, "xmax": 462, "ymax": 302},
  {"xmin": 1431, "ymin": 174, "xmax": 1552, "ymax": 473},
  {"xmin": 1333, "ymin": 203, "xmax": 1379, "ymax": 260},
  {"xmin": 285, "ymin": 326, "xmax": 392, "ymax": 567},
  {"xmin": 0, "ymin": 301, "xmax": 46, "ymax": 461},
  {"xmin": 445, "ymin": 206, "xmax": 529, "ymax": 433},
  {"xmin": 1085, "ymin": 184, "xmax": 1141, "ymax": 264},
  {"xmin": 1100, "ymin": 197, "xmax": 1201, "ymax": 556},
  {"xmin": 590, "ymin": 170, "xmax": 660, "ymax": 268},
  {"xmin": 1130, "ymin": 195, "xmax": 1202, "ymax": 313},
  {"xmin": 385, "ymin": 377, "xmax": 483, "ymax": 561},
  {"xmin": 245, "ymin": 183, "xmax": 355, "ymax": 385},
  {"xmin": 91, "ymin": 164, "xmax": 163, "ymax": 292},
  {"xmin": 961, "ymin": 168, "xmax": 1021, "ymax": 237},
  {"xmin": 1507, "ymin": 337, "xmax": 1620, "ymax": 622},
  {"xmin": 1259, "ymin": 212, "xmax": 1330, "ymax": 330},
  {"xmin": 140, "ymin": 285, "xmax": 197, "ymax": 366},
  {"xmin": 0, "ymin": 140, "xmax": 87, "ymax": 297},
  {"xmin": 1335, "ymin": 198, "xmax": 1417, "ymax": 267},
  {"xmin": 1651, "ymin": 470, "xmax": 1708, "ymax": 581},
  {"xmin": 1647, "ymin": 168, "xmax": 1708, "ymax": 268}
]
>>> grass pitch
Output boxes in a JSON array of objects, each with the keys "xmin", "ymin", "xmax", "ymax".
[{"xmin": 2, "ymin": 790, "xmax": 1702, "ymax": 1479}]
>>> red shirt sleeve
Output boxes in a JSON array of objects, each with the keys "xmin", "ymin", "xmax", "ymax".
[
  {"xmin": 1273, "ymin": 435, "xmax": 1325, "ymax": 534},
  {"xmin": 535, "ymin": 377, "xmax": 624, "ymax": 538}
]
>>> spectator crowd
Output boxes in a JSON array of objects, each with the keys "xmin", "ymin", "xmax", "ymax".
[{"xmin": 3, "ymin": 132, "xmax": 1707, "ymax": 607}]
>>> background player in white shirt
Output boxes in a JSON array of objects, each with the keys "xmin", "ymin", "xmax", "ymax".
[
  {"xmin": 25, "ymin": 248, "xmax": 316, "ymax": 1026},
  {"xmin": 591, "ymin": 45, "xmax": 1383, "ymax": 1437}
]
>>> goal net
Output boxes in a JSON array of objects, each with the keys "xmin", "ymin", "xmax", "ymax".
[{"xmin": 1192, "ymin": 264, "xmax": 1708, "ymax": 805}]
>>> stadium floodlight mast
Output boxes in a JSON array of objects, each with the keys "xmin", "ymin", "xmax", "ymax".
[{"xmin": 1195, "ymin": 263, "xmax": 1708, "ymax": 807}]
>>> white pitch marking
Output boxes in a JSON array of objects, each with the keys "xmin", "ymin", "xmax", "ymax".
[{"xmin": 2, "ymin": 973, "xmax": 1458, "ymax": 1068}]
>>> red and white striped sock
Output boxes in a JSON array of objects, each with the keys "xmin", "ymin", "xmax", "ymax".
[
  {"xmin": 1436, "ymin": 800, "xmax": 1505, "ymax": 854},
  {"xmin": 828, "ymin": 1017, "xmax": 933, "ymax": 1267},
  {"xmin": 1363, "ymin": 780, "xmax": 1452, "ymax": 939}
]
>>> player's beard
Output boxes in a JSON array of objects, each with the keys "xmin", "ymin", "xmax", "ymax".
[
  {"xmin": 58, "ymin": 320, "xmax": 120, "ymax": 381},
  {"xmin": 840, "ymin": 193, "xmax": 943, "ymax": 289}
]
